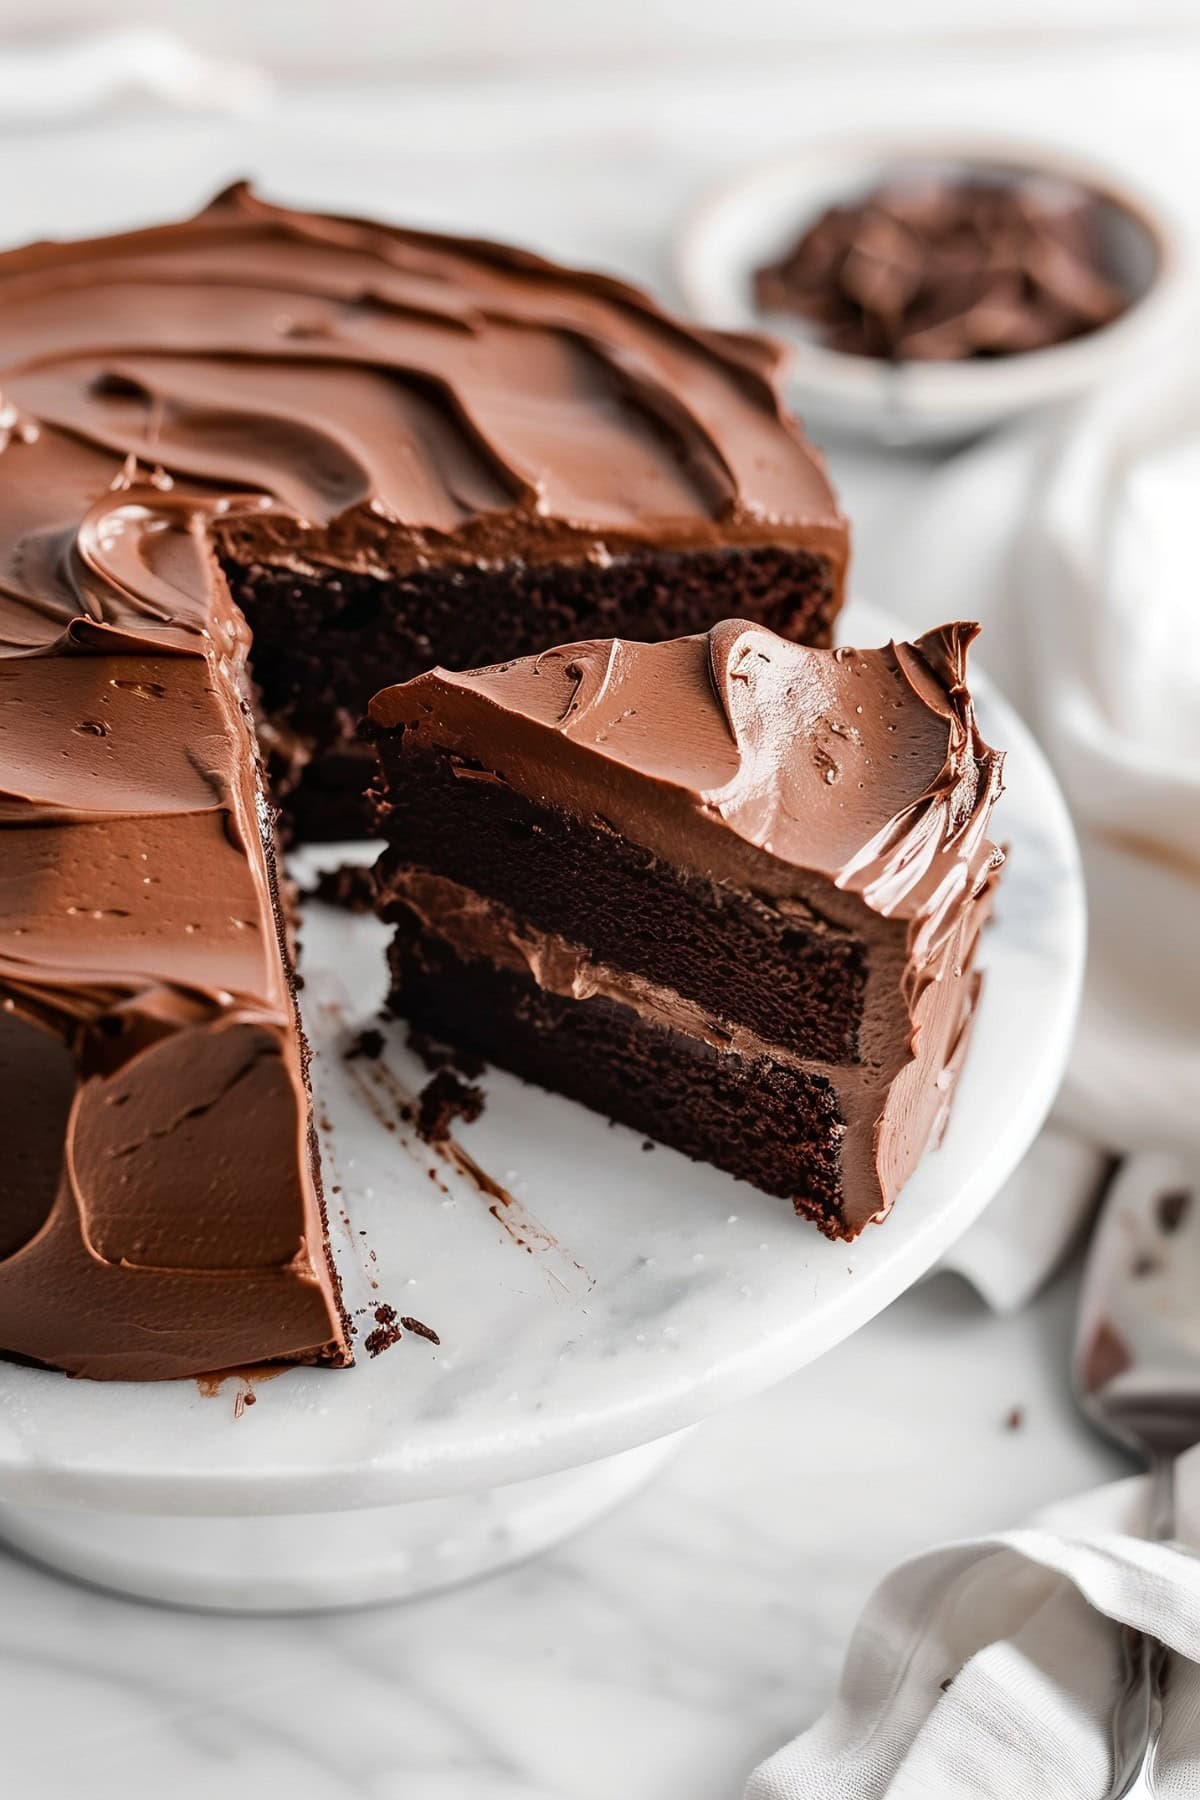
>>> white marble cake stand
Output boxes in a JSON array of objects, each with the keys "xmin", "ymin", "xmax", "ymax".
[{"xmin": 0, "ymin": 601, "xmax": 1085, "ymax": 1610}]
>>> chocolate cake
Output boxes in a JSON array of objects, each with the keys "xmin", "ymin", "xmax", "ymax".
[
  {"xmin": 0, "ymin": 186, "xmax": 845, "ymax": 1379},
  {"xmin": 371, "ymin": 623, "xmax": 1004, "ymax": 1237}
]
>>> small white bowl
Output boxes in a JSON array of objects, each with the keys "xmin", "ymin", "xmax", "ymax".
[{"xmin": 675, "ymin": 134, "xmax": 1195, "ymax": 447}]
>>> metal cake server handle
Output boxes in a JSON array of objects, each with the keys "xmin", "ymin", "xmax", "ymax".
[{"xmin": 1073, "ymin": 1153, "xmax": 1200, "ymax": 1799}]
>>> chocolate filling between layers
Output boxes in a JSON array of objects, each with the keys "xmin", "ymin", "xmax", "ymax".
[
  {"xmin": 387, "ymin": 919, "xmax": 849, "ymax": 1233},
  {"xmin": 374, "ymin": 746, "xmax": 871, "ymax": 1067}
]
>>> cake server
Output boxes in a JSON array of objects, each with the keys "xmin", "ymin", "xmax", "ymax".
[{"xmin": 1073, "ymin": 1150, "xmax": 1200, "ymax": 1798}]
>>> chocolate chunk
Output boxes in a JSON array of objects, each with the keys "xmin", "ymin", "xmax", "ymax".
[{"xmin": 753, "ymin": 169, "xmax": 1129, "ymax": 363}]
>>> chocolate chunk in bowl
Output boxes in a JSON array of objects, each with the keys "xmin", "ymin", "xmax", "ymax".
[
  {"xmin": 754, "ymin": 170, "xmax": 1134, "ymax": 363},
  {"xmin": 676, "ymin": 137, "xmax": 1187, "ymax": 443}
]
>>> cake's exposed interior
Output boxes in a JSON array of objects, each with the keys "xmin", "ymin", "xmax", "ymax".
[
  {"xmin": 371, "ymin": 622, "xmax": 1005, "ymax": 1239},
  {"xmin": 232, "ymin": 543, "xmax": 840, "ymax": 840},
  {"xmin": 0, "ymin": 186, "xmax": 846, "ymax": 1379}
]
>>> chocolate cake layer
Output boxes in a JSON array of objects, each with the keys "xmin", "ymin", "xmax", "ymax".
[
  {"xmin": 0, "ymin": 185, "xmax": 844, "ymax": 1379},
  {"xmin": 389, "ymin": 920, "xmax": 848, "ymax": 1230},
  {"xmin": 376, "ymin": 748, "xmax": 869, "ymax": 1066},
  {"xmin": 231, "ymin": 543, "xmax": 838, "ymax": 837},
  {"xmin": 372, "ymin": 621, "xmax": 1004, "ymax": 1236}
]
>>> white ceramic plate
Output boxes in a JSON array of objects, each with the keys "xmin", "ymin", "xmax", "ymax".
[
  {"xmin": 675, "ymin": 134, "xmax": 1194, "ymax": 446},
  {"xmin": 0, "ymin": 600, "xmax": 1084, "ymax": 1514}
]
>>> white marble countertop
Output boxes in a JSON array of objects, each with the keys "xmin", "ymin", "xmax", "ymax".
[
  {"xmin": 4, "ymin": 32, "xmax": 1191, "ymax": 1795},
  {"xmin": 2, "ymin": 1269, "xmax": 1125, "ymax": 1799}
]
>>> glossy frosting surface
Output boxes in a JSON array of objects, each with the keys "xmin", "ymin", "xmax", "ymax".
[
  {"xmin": 0, "ymin": 181, "xmax": 843, "ymax": 607},
  {"xmin": 0, "ymin": 187, "xmax": 843, "ymax": 1377},
  {"xmin": 372, "ymin": 620, "xmax": 1002, "ymax": 930}
]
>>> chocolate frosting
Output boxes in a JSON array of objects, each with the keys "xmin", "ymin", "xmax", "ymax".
[
  {"xmin": 0, "ymin": 185, "xmax": 842, "ymax": 1378},
  {"xmin": 0, "ymin": 182, "xmax": 844, "ymax": 593},
  {"xmin": 372, "ymin": 622, "xmax": 1004, "ymax": 1231},
  {"xmin": 371, "ymin": 620, "xmax": 1002, "ymax": 932}
]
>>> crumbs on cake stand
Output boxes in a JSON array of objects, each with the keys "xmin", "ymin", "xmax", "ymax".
[
  {"xmin": 301, "ymin": 861, "xmax": 378, "ymax": 913},
  {"xmin": 400, "ymin": 1316, "xmax": 441, "ymax": 1345},
  {"xmin": 345, "ymin": 1026, "xmax": 386, "ymax": 1061},
  {"xmin": 416, "ymin": 1068, "xmax": 485, "ymax": 1144},
  {"xmin": 361, "ymin": 1304, "xmax": 441, "ymax": 1356},
  {"xmin": 364, "ymin": 1304, "xmax": 403, "ymax": 1357},
  {"xmin": 407, "ymin": 1026, "xmax": 485, "ymax": 1081}
]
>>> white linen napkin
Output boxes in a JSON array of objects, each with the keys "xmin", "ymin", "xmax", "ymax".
[
  {"xmin": 940, "ymin": 1122, "xmax": 1109, "ymax": 1313},
  {"xmin": 885, "ymin": 373, "xmax": 1200, "ymax": 1159},
  {"xmin": 887, "ymin": 363, "xmax": 1200, "ymax": 1308},
  {"xmin": 752, "ymin": 363, "xmax": 1200, "ymax": 1796},
  {"xmin": 747, "ymin": 1442, "xmax": 1200, "ymax": 1799},
  {"xmin": 750, "ymin": 1151, "xmax": 1200, "ymax": 1798}
]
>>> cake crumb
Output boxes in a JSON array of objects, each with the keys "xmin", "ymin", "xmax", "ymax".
[
  {"xmin": 416, "ymin": 1069, "xmax": 485, "ymax": 1143},
  {"xmin": 345, "ymin": 1027, "xmax": 385, "ymax": 1062},
  {"xmin": 1004, "ymin": 1406, "xmax": 1024, "ymax": 1431},
  {"xmin": 400, "ymin": 1316, "xmax": 441, "ymax": 1345},
  {"xmin": 302, "ymin": 861, "xmax": 377, "ymax": 913},
  {"xmin": 407, "ymin": 1027, "xmax": 485, "ymax": 1081},
  {"xmin": 1157, "ymin": 1188, "xmax": 1192, "ymax": 1235},
  {"xmin": 641, "ymin": 1139, "xmax": 656, "ymax": 1152},
  {"xmin": 364, "ymin": 1304, "xmax": 402, "ymax": 1357}
]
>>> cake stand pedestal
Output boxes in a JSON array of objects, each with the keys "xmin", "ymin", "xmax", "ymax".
[
  {"xmin": 0, "ymin": 602, "xmax": 1086, "ymax": 1612},
  {"xmin": 0, "ymin": 1436, "xmax": 685, "ymax": 1611}
]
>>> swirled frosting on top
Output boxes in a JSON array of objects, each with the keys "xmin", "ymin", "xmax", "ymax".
[{"xmin": 0, "ymin": 179, "xmax": 843, "ymax": 648}]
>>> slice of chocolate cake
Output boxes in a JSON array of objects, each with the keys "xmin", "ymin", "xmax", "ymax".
[{"xmin": 370, "ymin": 622, "xmax": 1004, "ymax": 1237}]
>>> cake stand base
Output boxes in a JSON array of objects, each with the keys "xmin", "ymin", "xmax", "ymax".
[{"xmin": 0, "ymin": 1434, "xmax": 685, "ymax": 1612}]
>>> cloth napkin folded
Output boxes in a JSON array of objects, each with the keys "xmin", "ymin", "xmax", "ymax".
[
  {"xmin": 752, "ymin": 361, "xmax": 1200, "ymax": 1793},
  {"xmin": 747, "ymin": 1444, "xmax": 1200, "ymax": 1799},
  {"xmin": 887, "ymin": 369, "xmax": 1200, "ymax": 1163},
  {"xmin": 940, "ymin": 1122, "xmax": 1109, "ymax": 1313}
]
